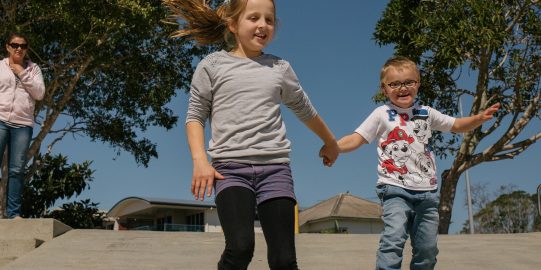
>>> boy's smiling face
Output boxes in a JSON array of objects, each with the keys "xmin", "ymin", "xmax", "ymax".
[{"xmin": 382, "ymin": 67, "xmax": 420, "ymax": 109}]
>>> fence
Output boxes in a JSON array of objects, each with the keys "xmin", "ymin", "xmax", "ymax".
[{"xmin": 132, "ymin": 224, "xmax": 205, "ymax": 232}]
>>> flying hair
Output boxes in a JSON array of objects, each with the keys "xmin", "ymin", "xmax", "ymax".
[
  {"xmin": 163, "ymin": 0, "xmax": 276, "ymax": 48},
  {"xmin": 163, "ymin": 0, "xmax": 226, "ymax": 45},
  {"xmin": 163, "ymin": 0, "xmax": 252, "ymax": 47}
]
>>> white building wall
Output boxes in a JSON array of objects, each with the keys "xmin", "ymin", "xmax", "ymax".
[
  {"xmin": 301, "ymin": 219, "xmax": 383, "ymax": 234},
  {"xmin": 205, "ymin": 208, "xmax": 222, "ymax": 232},
  {"xmin": 339, "ymin": 220, "xmax": 383, "ymax": 234},
  {"xmin": 300, "ymin": 220, "xmax": 335, "ymax": 233},
  {"xmin": 204, "ymin": 209, "xmax": 263, "ymax": 233}
]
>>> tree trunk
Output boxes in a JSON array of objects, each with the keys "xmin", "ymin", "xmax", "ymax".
[{"xmin": 438, "ymin": 170, "xmax": 460, "ymax": 234}]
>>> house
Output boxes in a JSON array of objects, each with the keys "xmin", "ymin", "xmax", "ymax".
[
  {"xmin": 106, "ymin": 196, "xmax": 263, "ymax": 233},
  {"xmin": 107, "ymin": 197, "xmax": 222, "ymax": 232},
  {"xmin": 298, "ymin": 192, "xmax": 383, "ymax": 234},
  {"xmin": 107, "ymin": 193, "xmax": 382, "ymax": 234}
]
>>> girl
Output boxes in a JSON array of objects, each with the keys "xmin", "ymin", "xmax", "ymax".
[
  {"xmin": 164, "ymin": 0, "xmax": 339, "ymax": 269},
  {"xmin": 0, "ymin": 33, "xmax": 45, "ymax": 219}
]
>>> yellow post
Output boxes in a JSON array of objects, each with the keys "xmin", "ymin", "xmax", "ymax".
[{"xmin": 294, "ymin": 203, "xmax": 299, "ymax": 234}]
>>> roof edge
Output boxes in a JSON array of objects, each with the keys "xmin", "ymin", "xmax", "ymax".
[
  {"xmin": 302, "ymin": 216, "xmax": 381, "ymax": 226},
  {"xmin": 107, "ymin": 196, "xmax": 152, "ymax": 214}
]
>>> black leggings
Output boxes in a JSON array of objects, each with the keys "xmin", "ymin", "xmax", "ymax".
[{"xmin": 216, "ymin": 186, "xmax": 299, "ymax": 270}]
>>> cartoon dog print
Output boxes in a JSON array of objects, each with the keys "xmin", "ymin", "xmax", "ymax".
[
  {"xmin": 411, "ymin": 115, "xmax": 430, "ymax": 145},
  {"xmin": 380, "ymin": 127, "xmax": 416, "ymax": 185},
  {"xmin": 406, "ymin": 152, "xmax": 437, "ymax": 185}
]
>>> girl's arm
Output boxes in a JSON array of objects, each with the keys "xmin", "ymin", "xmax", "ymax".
[
  {"xmin": 451, "ymin": 103, "xmax": 500, "ymax": 133},
  {"xmin": 337, "ymin": 133, "xmax": 368, "ymax": 153},
  {"xmin": 186, "ymin": 122, "xmax": 224, "ymax": 201},
  {"xmin": 303, "ymin": 115, "xmax": 339, "ymax": 167}
]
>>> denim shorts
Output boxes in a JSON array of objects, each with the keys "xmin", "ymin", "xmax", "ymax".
[{"xmin": 213, "ymin": 162, "xmax": 296, "ymax": 205}]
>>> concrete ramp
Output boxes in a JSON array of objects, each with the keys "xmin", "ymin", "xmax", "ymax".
[
  {"xmin": 0, "ymin": 219, "xmax": 71, "ymax": 242},
  {"xmin": 1, "ymin": 230, "xmax": 540, "ymax": 269},
  {"xmin": 0, "ymin": 219, "xmax": 71, "ymax": 267}
]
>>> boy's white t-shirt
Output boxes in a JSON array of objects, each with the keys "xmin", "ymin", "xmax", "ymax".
[{"xmin": 355, "ymin": 103, "xmax": 456, "ymax": 191}]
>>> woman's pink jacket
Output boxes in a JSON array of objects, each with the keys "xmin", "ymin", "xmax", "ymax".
[{"xmin": 0, "ymin": 58, "xmax": 45, "ymax": 127}]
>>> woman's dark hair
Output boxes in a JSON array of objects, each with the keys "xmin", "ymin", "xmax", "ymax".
[
  {"xmin": 5, "ymin": 33, "xmax": 30, "ymax": 60},
  {"xmin": 6, "ymin": 32, "xmax": 29, "ymax": 46}
]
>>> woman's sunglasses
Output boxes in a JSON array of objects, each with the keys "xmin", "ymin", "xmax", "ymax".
[{"xmin": 8, "ymin": 43, "xmax": 28, "ymax": 50}]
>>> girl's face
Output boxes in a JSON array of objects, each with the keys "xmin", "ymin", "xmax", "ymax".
[
  {"xmin": 381, "ymin": 67, "xmax": 420, "ymax": 109},
  {"xmin": 6, "ymin": 37, "xmax": 28, "ymax": 63},
  {"xmin": 229, "ymin": 0, "xmax": 275, "ymax": 58}
]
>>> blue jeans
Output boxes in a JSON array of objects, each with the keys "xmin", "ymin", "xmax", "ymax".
[
  {"xmin": 0, "ymin": 122, "xmax": 32, "ymax": 218},
  {"xmin": 375, "ymin": 184, "xmax": 439, "ymax": 270}
]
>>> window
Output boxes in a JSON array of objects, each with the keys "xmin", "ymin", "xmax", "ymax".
[
  {"xmin": 157, "ymin": 216, "xmax": 172, "ymax": 225},
  {"xmin": 186, "ymin": 212, "xmax": 204, "ymax": 226}
]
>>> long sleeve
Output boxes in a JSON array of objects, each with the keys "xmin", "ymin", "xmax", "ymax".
[
  {"xmin": 186, "ymin": 60, "xmax": 213, "ymax": 127},
  {"xmin": 280, "ymin": 62, "xmax": 317, "ymax": 122},
  {"xmin": 19, "ymin": 63, "xmax": 45, "ymax": 101}
]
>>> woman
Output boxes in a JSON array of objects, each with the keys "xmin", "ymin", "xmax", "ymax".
[{"xmin": 0, "ymin": 33, "xmax": 45, "ymax": 219}]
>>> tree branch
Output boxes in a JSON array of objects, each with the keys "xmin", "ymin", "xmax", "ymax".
[
  {"xmin": 49, "ymin": 123, "xmax": 85, "ymax": 135},
  {"xmin": 489, "ymin": 48, "xmax": 510, "ymax": 77},
  {"xmin": 57, "ymin": 25, "xmax": 98, "ymax": 67},
  {"xmin": 44, "ymin": 122, "xmax": 86, "ymax": 156},
  {"xmin": 480, "ymin": 112, "xmax": 505, "ymax": 140},
  {"xmin": 26, "ymin": 56, "xmax": 94, "ymax": 164},
  {"xmin": 499, "ymin": 131, "xmax": 541, "ymax": 152},
  {"xmin": 504, "ymin": 1, "xmax": 531, "ymax": 34},
  {"xmin": 477, "ymin": 90, "xmax": 541, "ymax": 162},
  {"xmin": 458, "ymin": 131, "xmax": 540, "ymax": 173}
]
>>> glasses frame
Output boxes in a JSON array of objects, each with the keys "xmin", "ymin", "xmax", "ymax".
[
  {"xmin": 386, "ymin": 80, "xmax": 418, "ymax": 90},
  {"xmin": 8, "ymin": 43, "xmax": 28, "ymax": 50}
]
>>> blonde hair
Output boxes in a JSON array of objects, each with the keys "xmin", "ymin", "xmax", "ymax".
[
  {"xmin": 380, "ymin": 56, "xmax": 420, "ymax": 88},
  {"xmin": 163, "ymin": 0, "xmax": 276, "ymax": 48}
]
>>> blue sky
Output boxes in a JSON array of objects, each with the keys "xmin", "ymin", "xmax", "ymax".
[{"xmin": 50, "ymin": 0, "xmax": 540, "ymax": 234}]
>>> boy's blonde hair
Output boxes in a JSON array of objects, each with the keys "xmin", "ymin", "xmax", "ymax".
[
  {"xmin": 163, "ymin": 0, "xmax": 276, "ymax": 48},
  {"xmin": 380, "ymin": 56, "xmax": 420, "ymax": 88}
]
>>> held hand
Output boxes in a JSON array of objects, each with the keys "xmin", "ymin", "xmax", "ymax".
[
  {"xmin": 191, "ymin": 160, "xmax": 225, "ymax": 201},
  {"xmin": 319, "ymin": 140, "xmax": 339, "ymax": 167},
  {"xmin": 479, "ymin": 103, "xmax": 500, "ymax": 122}
]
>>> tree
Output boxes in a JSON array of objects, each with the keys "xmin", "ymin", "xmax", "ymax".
[
  {"xmin": 47, "ymin": 199, "xmax": 106, "ymax": 229},
  {"xmin": 374, "ymin": 0, "xmax": 541, "ymax": 233},
  {"xmin": 0, "ymin": 1, "xmax": 212, "ymax": 213},
  {"xmin": 22, "ymin": 153, "xmax": 106, "ymax": 227},
  {"xmin": 461, "ymin": 188, "xmax": 541, "ymax": 233},
  {"xmin": 465, "ymin": 182, "xmax": 519, "ymax": 214},
  {"xmin": 21, "ymin": 154, "xmax": 93, "ymax": 218}
]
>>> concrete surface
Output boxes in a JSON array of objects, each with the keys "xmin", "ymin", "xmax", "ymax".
[
  {"xmin": 1, "ymin": 229, "xmax": 540, "ymax": 270},
  {"xmin": 0, "ymin": 239, "xmax": 42, "ymax": 257},
  {"xmin": 0, "ymin": 219, "xmax": 71, "ymax": 242},
  {"xmin": 0, "ymin": 219, "xmax": 70, "ymax": 267}
]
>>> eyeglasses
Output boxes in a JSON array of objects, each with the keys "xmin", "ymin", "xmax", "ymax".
[
  {"xmin": 386, "ymin": 80, "xmax": 418, "ymax": 90},
  {"xmin": 8, "ymin": 43, "xmax": 28, "ymax": 50}
]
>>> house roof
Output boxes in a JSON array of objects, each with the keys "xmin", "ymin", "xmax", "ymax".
[
  {"xmin": 298, "ymin": 193, "xmax": 381, "ymax": 226},
  {"xmin": 107, "ymin": 196, "xmax": 216, "ymax": 217}
]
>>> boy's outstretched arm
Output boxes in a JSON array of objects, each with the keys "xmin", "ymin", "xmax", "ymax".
[
  {"xmin": 338, "ymin": 133, "xmax": 368, "ymax": 153},
  {"xmin": 451, "ymin": 103, "xmax": 500, "ymax": 133},
  {"xmin": 303, "ymin": 115, "xmax": 339, "ymax": 167},
  {"xmin": 186, "ymin": 122, "xmax": 224, "ymax": 201}
]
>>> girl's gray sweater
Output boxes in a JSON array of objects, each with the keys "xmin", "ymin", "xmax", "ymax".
[{"xmin": 186, "ymin": 50, "xmax": 317, "ymax": 164}]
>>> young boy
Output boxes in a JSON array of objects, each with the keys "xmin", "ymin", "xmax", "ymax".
[{"xmin": 337, "ymin": 56, "xmax": 499, "ymax": 270}]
